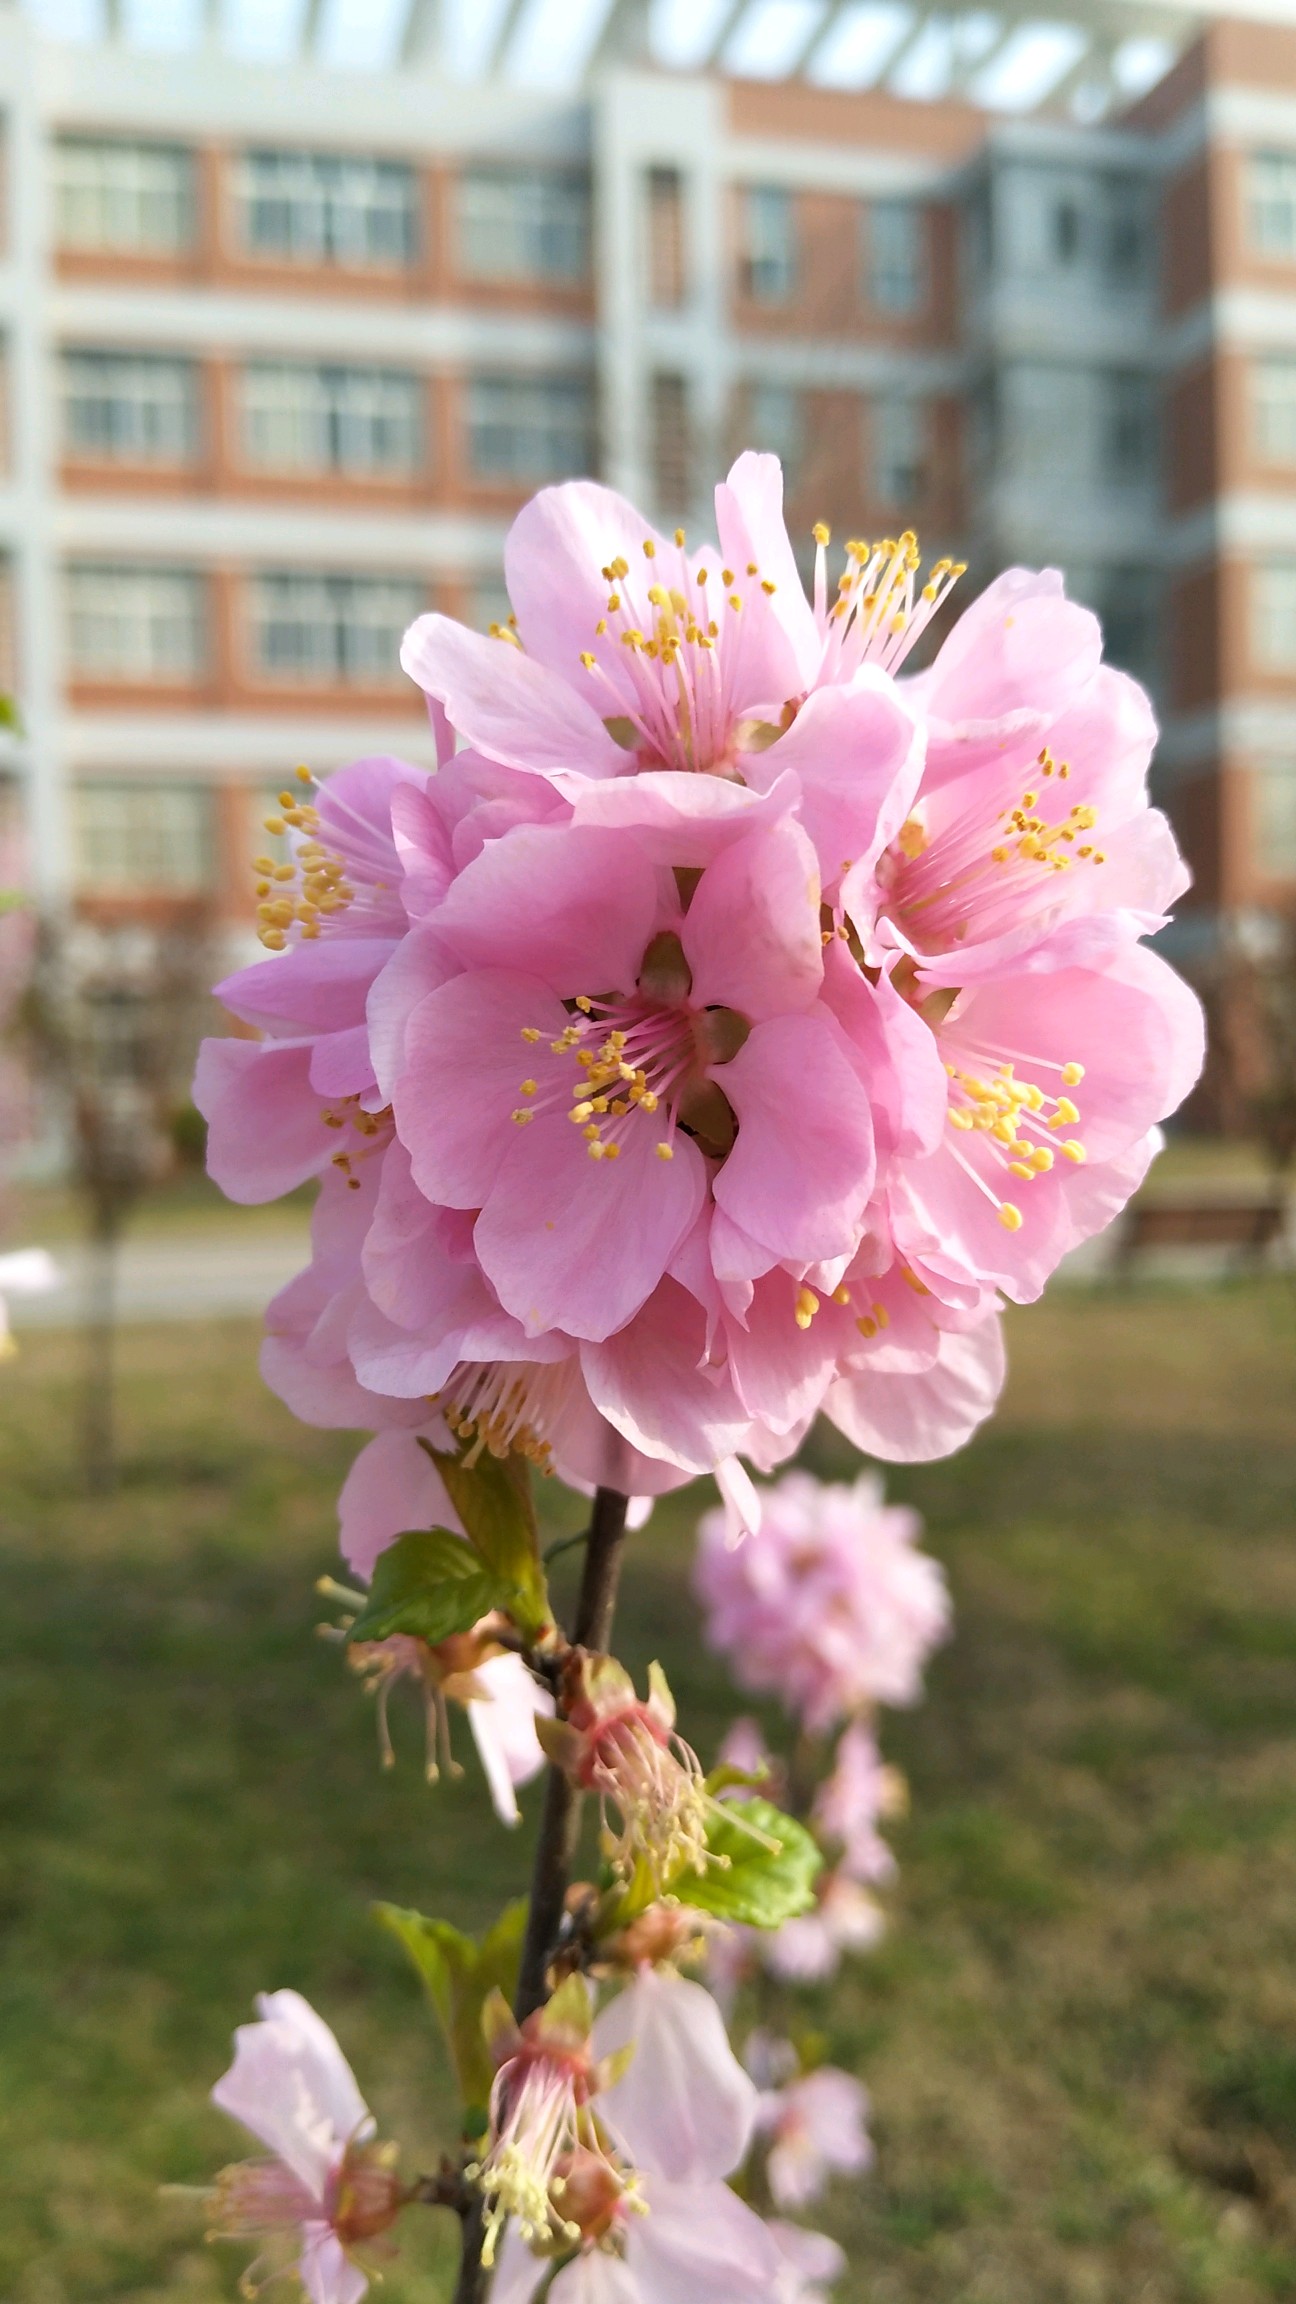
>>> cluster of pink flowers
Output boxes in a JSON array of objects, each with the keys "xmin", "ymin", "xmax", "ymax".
[
  {"xmin": 697, "ymin": 1468, "xmax": 943, "ymax": 2000},
  {"xmin": 195, "ymin": 454, "xmax": 1203, "ymax": 1525}
]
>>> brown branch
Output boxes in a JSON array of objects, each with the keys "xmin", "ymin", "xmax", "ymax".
[{"xmin": 452, "ymin": 1487, "xmax": 631, "ymax": 2304}]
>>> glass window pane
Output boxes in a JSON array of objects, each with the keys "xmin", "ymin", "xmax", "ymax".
[
  {"xmin": 457, "ymin": 167, "xmax": 590, "ymax": 282},
  {"xmin": 745, "ymin": 383, "xmax": 803, "ymax": 491},
  {"xmin": 65, "ymin": 565, "xmax": 204, "ymax": 680},
  {"xmin": 1253, "ymin": 563, "xmax": 1296, "ymax": 669},
  {"xmin": 61, "ymin": 351, "xmax": 198, "ymax": 465},
  {"xmin": 239, "ymin": 364, "xmax": 421, "ymax": 475},
  {"xmin": 466, "ymin": 374, "xmax": 594, "ymax": 483},
  {"xmin": 1254, "ymin": 359, "xmax": 1296, "ymax": 465},
  {"xmin": 54, "ymin": 138, "xmax": 195, "ymax": 254},
  {"xmin": 867, "ymin": 200, "xmax": 923, "ymax": 312},
  {"xmin": 742, "ymin": 186, "xmax": 795, "ymax": 304},
  {"xmin": 74, "ymin": 782, "xmax": 213, "ymax": 893},
  {"xmin": 1103, "ymin": 371, "xmax": 1156, "ymax": 484},
  {"xmin": 1255, "ymin": 760, "xmax": 1296, "ymax": 875},
  {"xmin": 249, "ymin": 573, "xmax": 424, "ymax": 686},
  {"xmin": 1248, "ymin": 152, "xmax": 1296, "ymax": 259},
  {"xmin": 871, "ymin": 395, "xmax": 926, "ymax": 507},
  {"xmin": 237, "ymin": 151, "xmax": 417, "ymax": 270}
]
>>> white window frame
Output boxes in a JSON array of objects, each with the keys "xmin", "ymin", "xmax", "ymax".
[
  {"xmin": 235, "ymin": 150, "xmax": 417, "ymax": 270},
  {"xmin": 466, "ymin": 373, "xmax": 594, "ymax": 485},
  {"xmin": 457, "ymin": 167, "xmax": 590, "ymax": 283},
  {"xmin": 249, "ymin": 572, "xmax": 424, "ymax": 687},
  {"xmin": 74, "ymin": 781, "xmax": 214, "ymax": 894},
  {"xmin": 54, "ymin": 137, "xmax": 195, "ymax": 255},
  {"xmin": 239, "ymin": 363, "xmax": 422, "ymax": 476},
  {"xmin": 66, "ymin": 565, "xmax": 204, "ymax": 682},
  {"xmin": 61, "ymin": 350, "xmax": 198, "ymax": 466}
]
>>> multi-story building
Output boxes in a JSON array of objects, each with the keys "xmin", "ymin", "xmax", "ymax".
[{"xmin": 1, "ymin": 0, "xmax": 1295, "ymax": 989}]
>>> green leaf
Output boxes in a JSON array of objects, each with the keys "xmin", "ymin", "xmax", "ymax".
[
  {"xmin": 674, "ymin": 1796, "xmax": 823, "ymax": 1929},
  {"xmin": 0, "ymin": 694, "xmax": 21, "ymax": 735},
  {"xmin": 422, "ymin": 1442, "xmax": 550, "ymax": 1638},
  {"xmin": 345, "ymin": 1527, "xmax": 506, "ymax": 1646},
  {"xmin": 376, "ymin": 1898, "xmax": 528, "ymax": 2108}
]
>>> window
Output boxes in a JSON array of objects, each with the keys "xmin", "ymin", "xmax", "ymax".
[
  {"xmin": 652, "ymin": 372, "xmax": 692, "ymax": 515},
  {"xmin": 74, "ymin": 781, "xmax": 213, "ymax": 893},
  {"xmin": 1248, "ymin": 152, "xmax": 1296, "ymax": 259},
  {"xmin": 1094, "ymin": 566, "xmax": 1159, "ymax": 685},
  {"xmin": 61, "ymin": 350, "xmax": 198, "ymax": 466},
  {"xmin": 466, "ymin": 373, "xmax": 594, "ymax": 484},
  {"xmin": 249, "ymin": 573, "xmax": 423, "ymax": 686},
  {"xmin": 1253, "ymin": 563, "xmax": 1296, "ymax": 669},
  {"xmin": 66, "ymin": 565, "xmax": 204, "ymax": 681},
  {"xmin": 745, "ymin": 382, "xmax": 803, "ymax": 491},
  {"xmin": 236, "ymin": 151, "xmax": 417, "ymax": 269},
  {"xmin": 741, "ymin": 186, "xmax": 795, "ymax": 304},
  {"xmin": 646, "ymin": 166, "xmax": 686, "ymax": 310},
  {"xmin": 470, "ymin": 580, "xmax": 514, "ymax": 635},
  {"xmin": 54, "ymin": 137, "xmax": 195, "ymax": 255},
  {"xmin": 1253, "ymin": 359, "xmax": 1296, "ymax": 465},
  {"xmin": 239, "ymin": 364, "xmax": 422, "ymax": 477},
  {"xmin": 871, "ymin": 396, "xmax": 926, "ymax": 508},
  {"xmin": 1103, "ymin": 371, "xmax": 1156, "ymax": 485},
  {"xmin": 1053, "ymin": 198, "xmax": 1082, "ymax": 262},
  {"xmin": 866, "ymin": 200, "xmax": 923, "ymax": 313},
  {"xmin": 457, "ymin": 167, "xmax": 590, "ymax": 283},
  {"xmin": 1255, "ymin": 760, "xmax": 1296, "ymax": 874},
  {"xmin": 1104, "ymin": 174, "xmax": 1149, "ymax": 285}
]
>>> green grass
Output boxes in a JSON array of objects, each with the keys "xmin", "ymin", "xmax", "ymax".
[{"xmin": 1, "ymin": 1282, "xmax": 1294, "ymax": 2302}]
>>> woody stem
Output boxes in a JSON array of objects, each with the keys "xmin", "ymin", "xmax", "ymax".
[{"xmin": 452, "ymin": 1486, "xmax": 631, "ymax": 2304}]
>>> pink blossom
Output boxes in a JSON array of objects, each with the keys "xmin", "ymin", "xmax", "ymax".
[
  {"xmin": 748, "ymin": 2043, "xmax": 873, "ymax": 2211},
  {"xmin": 767, "ymin": 2221, "xmax": 847, "ymax": 2302},
  {"xmin": 762, "ymin": 1873, "xmax": 886, "ymax": 1985},
  {"xmin": 694, "ymin": 1469, "xmax": 950, "ymax": 1733},
  {"xmin": 813, "ymin": 1720, "xmax": 905, "ymax": 1885},
  {"xmin": 210, "ymin": 1989, "xmax": 401, "ymax": 2304},
  {"xmin": 487, "ymin": 1968, "xmax": 779, "ymax": 2302}
]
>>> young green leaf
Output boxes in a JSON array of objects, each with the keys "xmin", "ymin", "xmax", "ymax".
[
  {"xmin": 376, "ymin": 1898, "xmax": 528, "ymax": 2109},
  {"xmin": 345, "ymin": 1527, "xmax": 505, "ymax": 1647},
  {"xmin": 421, "ymin": 1442, "xmax": 550, "ymax": 1637},
  {"xmin": 673, "ymin": 1796, "xmax": 822, "ymax": 1929}
]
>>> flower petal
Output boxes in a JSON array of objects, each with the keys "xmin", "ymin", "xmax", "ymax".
[
  {"xmin": 826, "ymin": 1311, "xmax": 1005, "ymax": 1461},
  {"xmin": 681, "ymin": 818, "xmax": 823, "ymax": 1021},
  {"xmin": 401, "ymin": 612, "xmax": 626, "ymax": 780},
  {"xmin": 195, "ymin": 1037, "xmax": 337, "ymax": 1204},
  {"xmin": 594, "ymin": 1970, "xmax": 758, "ymax": 2183},
  {"xmin": 430, "ymin": 824, "xmax": 661, "ymax": 997},
  {"xmin": 715, "ymin": 450, "xmax": 822, "ymax": 689},
  {"xmin": 712, "ymin": 1010, "xmax": 876, "ymax": 1265},
  {"xmin": 337, "ymin": 1428, "xmax": 463, "ymax": 1580},
  {"xmin": 395, "ymin": 971, "xmax": 569, "ymax": 1210}
]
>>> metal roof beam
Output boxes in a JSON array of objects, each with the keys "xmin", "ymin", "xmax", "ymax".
[
  {"xmin": 400, "ymin": 0, "xmax": 443, "ymax": 64},
  {"xmin": 300, "ymin": 0, "xmax": 329, "ymax": 59},
  {"xmin": 485, "ymin": 0, "xmax": 533, "ymax": 76},
  {"xmin": 705, "ymin": 0, "xmax": 759, "ymax": 72}
]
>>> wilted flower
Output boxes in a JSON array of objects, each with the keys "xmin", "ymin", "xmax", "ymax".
[
  {"xmin": 473, "ymin": 1975, "xmax": 626, "ymax": 2266},
  {"xmin": 539, "ymin": 1655, "xmax": 711, "ymax": 1892},
  {"xmin": 762, "ymin": 1872, "xmax": 886, "ymax": 1986},
  {"xmin": 813, "ymin": 1720, "xmax": 906, "ymax": 1885},
  {"xmin": 209, "ymin": 1989, "xmax": 401, "ymax": 2304},
  {"xmin": 347, "ymin": 1618, "xmax": 551, "ymax": 1827},
  {"xmin": 768, "ymin": 2221, "xmax": 847, "ymax": 2302},
  {"xmin": 695, "ymin": 1469, "xmax": 950, "ymax": 1733}
]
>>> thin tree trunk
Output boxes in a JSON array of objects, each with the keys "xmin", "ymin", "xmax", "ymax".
[
  {"xmin": 452, "ymin": 1486, "xmax": 631, "ymax": 2304},
  {"xmin": 83, "ymin": 1194, "xmax": 119, "ymax": 1495}
]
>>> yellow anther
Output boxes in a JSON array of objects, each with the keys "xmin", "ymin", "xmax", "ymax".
[
  {"xmin": 519, "ymin": 1079, "xmax": 538, "ymax": 1097},
  {"xmin": 856, "ymin": 1315, "xmax": 878, "ymax": 1339},
  {"xmin": 253, "ymin": 855, "xmax": 276, "ymax": 874},
  {"xmin": 604, "ymin": 1142, "xmax": 621, "ymax": 1160},
  {"xmin": 998, "ymin": 1203, "xmax": 1024, "ymax": 1232},
  {"xmin": 812, "ymin": 522, "xmax": 830, "ymax": 546},
  {"xmin": 521, "ymin": 1027, "xmax": 541, "ymax": 1043},
  {"xmin": 992, "ymin": 1119, "xmax": 1015, "ymax": 1144},
  {"xmin": 588, "ymin": 1142, "xmax": 605, "ymax": 1160},
  {"xmin": 675, "ymin": 527, "xmax": 686, "ymax": 546},
  {"xmin": 949, "ymin": 1108, "xmax": 974, "ymax": 1130},
  {"xmin": 761, "ymin": 579, "xmax": 776, "ymax": 595},
  {"xmin": 569, "ymin": 1102, "xmax": 593, "ymax": 1123},
  {"xmin": 794, "ymin": 1286, "xmax": 820, "ymax": 1330},
  {"xmin": 643, "ymin": 539, "xmax": 656, "ymax": 559},
  {"xmin": 260, "ymin": 928, "xmax": 286, "ymax": 950},
  {"xmin": 874, "ymin": 1302, "xmax": 889, "ymax": 1328},
  {"xmin": 901, "ymin": 1266, "xmax": 929, "ymax": 1294},
  {"xmin": 510, "ymin": 1109, "xmax": 535, "ymax": 1126},
  {"xmin": 1061, "ymin": 1139, "xmax": 1086, "ymax": 1163},
  {"xmin": 278, "ymin": 790, "xmax": 295, "ymax": 808},
  {"xmin": 1032, "ymin": 1147, "xmax": 1054, "ymax": 1172},
  {"xmin": 655, "ymin": 1141, "xmax": 674, "ymax": 1161},
  {"xmin": 1055, "ymin": 1097, "xmax": 1080, "ymax": 1125},
  {"xmin": 296, "ymin": 764, "xmax": 312, "ymax": 783},
  {"xmin": 263, "ymin": 816, "xmax": 285, "ymax": 835},
  {"xmin": 580, "ymin": 651, "xmax": 597, "ymax": 669},
  {"xmin": 583, "ymin": 1124, "xmax": 600, "ymax": 1141},
  {"xmin": 1061, "ymin": 1063, "xmax": 1085, "ymax": 1087},
  {"xmin": 1009, "ymin": 1160, "xmax": 1034, "ymax": 1180},
  {"xmin": 832, "ymin": 1286, "xmax": 851, "ymax": 1306}
]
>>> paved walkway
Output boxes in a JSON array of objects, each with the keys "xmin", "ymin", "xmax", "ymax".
[
  {"xmin": 6, "ymin": 1215, "xmax": 1290, "ymax": 1330},
  {"xmin": 9, "ymin": 1227, "xmax": 312, "ymax": 1328}
]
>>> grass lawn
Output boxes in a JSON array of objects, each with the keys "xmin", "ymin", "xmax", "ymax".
[{"xmin": 1, "ymin": 1280, "xmax": 1294, "ymax": 2303}]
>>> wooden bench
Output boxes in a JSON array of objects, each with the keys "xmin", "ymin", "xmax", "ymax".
[{"xmin": 1116, "ymin": 1191, "xmax": 1289, "ymax": 1274}]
